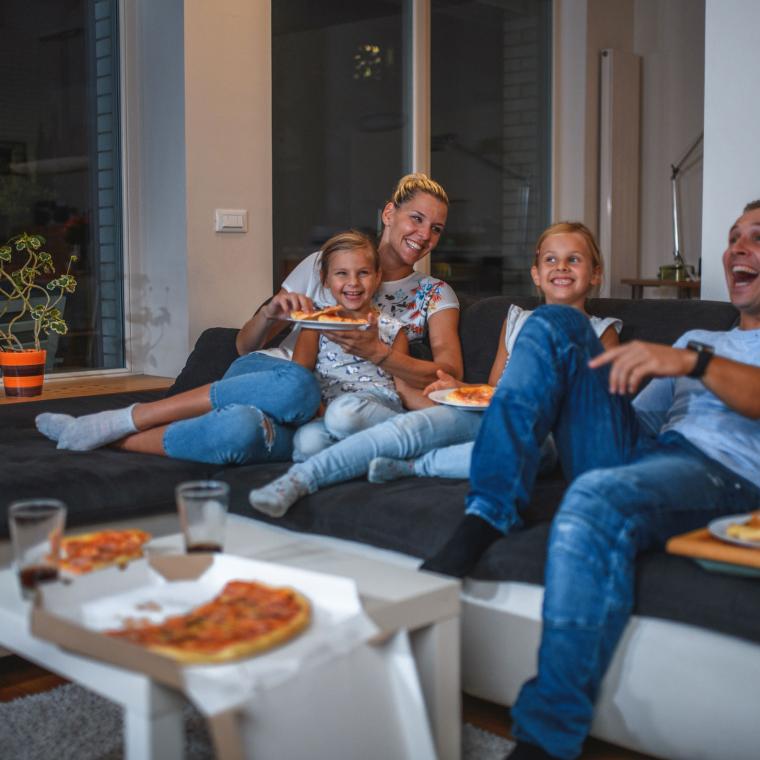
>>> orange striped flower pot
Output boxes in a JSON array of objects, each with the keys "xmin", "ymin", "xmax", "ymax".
[{"xmin": 0, "ymin": 349, "xmax": 47, "ymax": 397}]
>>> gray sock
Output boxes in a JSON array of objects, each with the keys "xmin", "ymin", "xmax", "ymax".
[
  {"xmin": 35, "ymin": 413, "xmax": 76, "ymax": 442},
  {"xmin": 368, "ymin": 456, "xmax": 416, "ymax": 483},
  {"xmin": 249, "ymin": 470, "xmax": 311, "ymax": 518},
  {"xmin": 56, "ymin": 404, "xmax": 138, "ymax": 451}
]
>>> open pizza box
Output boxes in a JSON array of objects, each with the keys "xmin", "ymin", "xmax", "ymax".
[{"xmin": 30, "ymin": 552, "xmax": 401, "ymax": 760}]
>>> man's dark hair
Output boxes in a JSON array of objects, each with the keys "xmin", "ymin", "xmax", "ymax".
[{"xmin": 743, "ymin": 200, "xmax": 760, "ymax": 212}]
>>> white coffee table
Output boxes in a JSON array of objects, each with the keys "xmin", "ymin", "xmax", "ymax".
[{"xmin": 0, "ymin": 515, "xmax": 461, "ymax": 760}]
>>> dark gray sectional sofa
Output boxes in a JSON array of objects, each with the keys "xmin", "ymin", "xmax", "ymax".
[{"xmin": 2, "ymin": 295, "xmax": 758, "ymax": 759}]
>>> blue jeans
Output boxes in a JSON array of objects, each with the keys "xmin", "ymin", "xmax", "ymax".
[
  {"xmin": 163, "ymin": 353, "xmax": 321, "ymax": 465},
  {"xmin": 467, "ymin": 305, "xmax": 760, "ymax": 758},
  {"xmin": 293, "ymin": 391, "xmax": 404, "ymax": 461},
  {"xmin": 290, "ymin": 403, "xmax": 484, "ymax": 490},
  {"xmin": 414, "ymin": 435, "xmax": 558, "ymax": 479}
]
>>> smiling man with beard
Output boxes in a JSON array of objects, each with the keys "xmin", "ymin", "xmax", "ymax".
[{"xmin": 423, "ymin": 201, "xmax": 760, "ymax": 760}]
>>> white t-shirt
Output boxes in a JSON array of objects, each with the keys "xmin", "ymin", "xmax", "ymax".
[
  {"xmin": 504, "ymin": 304, "xmax": 622, "ymax": 356},
  {"xmin": 274, "ymin": 250, "xmax": 459, "ymax": 356}
]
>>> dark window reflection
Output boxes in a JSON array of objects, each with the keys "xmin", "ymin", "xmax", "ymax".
[
  {"xmin": 272, "ymin": 1, "xmax": 404, "ymax": 288},
  {"xmin": 0, "ymin": 0, "xmax": 124, "ymax": 371},
  {"xmin": 431, "ymin": 0, "xmax": 551, "ymax": 299}
]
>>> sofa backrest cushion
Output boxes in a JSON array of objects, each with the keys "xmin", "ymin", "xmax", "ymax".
[
  {"xmin": 165, "ymin": 327, "xmax": 240, "ymax": 396},
  {"xmin": 461, "ymin": 296, "xmax": 739, "ymax": 383}
]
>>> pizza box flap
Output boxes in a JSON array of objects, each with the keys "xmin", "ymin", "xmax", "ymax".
[{"xmin": 30, "ymin": 552, "xmax": 379, "ymax": 716}]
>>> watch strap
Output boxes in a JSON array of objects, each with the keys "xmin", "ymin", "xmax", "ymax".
[{"xmin": 686, "ymin": 341, "xmax": 714, "ymax": 379}]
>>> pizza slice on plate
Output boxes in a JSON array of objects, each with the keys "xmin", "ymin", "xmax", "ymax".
[
  {"xmin": 445, "ymin": 385, "xmax": 494, "ymax": 406},
  {"xmin": 106, "ymin": 579, "xmax": 311, "ymax": 663},
  {"xmin": 290, "ymin": 304, "xmax": 368, "ymax": 325},
  {"xmin": 290, "ymin": 304, "xmax": 343, "ymax": 321},
  {"xmin": 58, "ymin": 529, "xmax": 152, "ymax": 574},
  {"xmin": 726, "ymin": 511, "xmax": 760, "ymax": 542}
]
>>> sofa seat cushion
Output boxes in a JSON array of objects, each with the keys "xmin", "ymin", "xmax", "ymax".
[
  {"xmin": 222, "ymin": 465, "xmax": 760, "ymax": 644},
  {"xmin": 0, "ymin": 392, "xmax": 219, "ymax": 539}
]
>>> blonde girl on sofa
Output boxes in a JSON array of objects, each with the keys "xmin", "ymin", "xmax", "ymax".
[
  {"xmin": 286, "ymin": 229, "xmax": 412, "ymax": 450},
  {"xmin": 35, "ymin": 174, "xmax": 461, "ymax": 464},
  {"xmin": 248, "ymin": 221, "xmax": 622, "ymax": 515}
]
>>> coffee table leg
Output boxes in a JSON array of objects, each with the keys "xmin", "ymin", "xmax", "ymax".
[
  {"xmin": 123, "ymin": 685, "xmax": 185, "ymax": 760},
  {"xmin": 410, "ymin": 616, "xmax": 461, "ymax": 760}
]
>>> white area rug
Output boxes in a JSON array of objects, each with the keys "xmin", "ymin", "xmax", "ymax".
[{"xmin": 0, "ymin": 683, "xmax": 514, "ymax": 759}]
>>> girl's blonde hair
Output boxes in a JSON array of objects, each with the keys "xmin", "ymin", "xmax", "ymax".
[
  {"xmin": 319, "ymin": 230, "xmax": 380, "ymax": 285},
  {"xmin": 534, "ymin": 221, "xmax": 603, "ymax": 274},
  {"xmin": 388, "ymin": 173, "xmax": 449, "ymax": 208}
]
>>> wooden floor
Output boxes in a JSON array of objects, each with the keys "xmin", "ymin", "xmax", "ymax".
[
  {"xmin": 0, "ymin": 655, "xmax": 653, "ymax": 759},
  {"xmin": 0, "ymin": 373, "xmax": 174, "ymax": 404},
  {"xmin": 462, "ymin": 694, "xmax": 654, "ymax": 759}
]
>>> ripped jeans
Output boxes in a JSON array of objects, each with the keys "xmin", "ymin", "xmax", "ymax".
[
  {"xmin": 163, "ymin": 353, "xmax": 321, "ymax": 465},
  {"xmin": 465, "ymin": 305, "xmax": 760, "ymax": 759}
]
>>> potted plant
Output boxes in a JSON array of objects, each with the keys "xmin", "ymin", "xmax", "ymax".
[{"xmin": 0, "ymin": 232, "xmax": 77, "ymax": 396}]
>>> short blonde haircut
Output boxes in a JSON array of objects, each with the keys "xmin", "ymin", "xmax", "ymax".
[
  {"xmin": 388, "ymin": 173, "xmax": 449, "ymax": 208},
  {"xmin": 319, "ymin": 229, "xmax": 379, "ymax": 285},
  {"xmin": 534, "ymin": 221, "xmax": 603, "ymax": 274}
]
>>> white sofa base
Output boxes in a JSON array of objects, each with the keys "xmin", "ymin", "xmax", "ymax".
[
  {"xmin": 263, "ymin": 526, "xmax": 760, "ymax": 760},
  {"xmin": 463, "ymin": 580, "xmax": 760, "ymax": 760}
]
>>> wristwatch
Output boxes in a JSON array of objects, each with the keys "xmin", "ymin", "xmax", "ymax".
[{"xmin": 686, "ymin": 340, "xmax": 715, "ymax": 379}]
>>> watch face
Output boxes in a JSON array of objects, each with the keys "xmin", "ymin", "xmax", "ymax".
[{"xmin": 687, "ymin": 340, "xmax": 714, "ymax": 354}]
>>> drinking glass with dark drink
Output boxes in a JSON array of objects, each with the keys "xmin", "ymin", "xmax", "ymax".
[
  {"xmin": 175, "ymin": 481, "xmax": 229, "ymax": 553},
  {"xmin": 8, "ymin": 498, "xmax": 67, "ymax": 599}
]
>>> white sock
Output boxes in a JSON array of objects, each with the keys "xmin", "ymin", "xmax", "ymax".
[
  {"xmin": 367, "ymin": 456, "xmax": 416, "ymax": 483},
  {"xmin": 249, "ymin": 470, "xmax": 311, "ymax": 518},
  {"xmin": 56, "ymin": 404, "xmax": 138, "ymax": 451},
  {"xmin": 36, "ymin": 413, "xmax": 76, "ymax": 442}
]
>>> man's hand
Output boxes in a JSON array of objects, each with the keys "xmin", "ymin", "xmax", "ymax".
[
  {"xmin": 589, "ymin": 340, "xmax": 696, "ymax": 395},
  {"xmin": 423, "ymin": 369, "xmax": 464, "ymax": 397},
  {"xmin": 260, "ymin": 291, "xmax": 315, "ymax": 321}
]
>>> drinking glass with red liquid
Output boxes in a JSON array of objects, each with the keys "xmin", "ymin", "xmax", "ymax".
[
  {"xmin": 175, "ymin": 481, "xmax": 229, "ymax": 554},
  {"xmin": 8, "ymin": 499, "xmax": 67, "ymax": 599}
]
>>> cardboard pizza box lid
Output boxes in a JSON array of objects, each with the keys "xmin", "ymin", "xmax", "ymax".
[{"xmin": 30, "ymin": 553, "xmax": 378, "ymax": 712}]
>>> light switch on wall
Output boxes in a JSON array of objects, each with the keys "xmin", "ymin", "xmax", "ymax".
[{"xmin": 215, "ymin": 209, "xmax": 248, "ymax": 233}]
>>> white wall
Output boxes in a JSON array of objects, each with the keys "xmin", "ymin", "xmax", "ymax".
[
  {"xmin": 123, "ymin": 0, "xmax": 189, "ymax": 376},
  {"xmin": 552, "ymin": 0, "xmax": 588, "ymax": 222},
  {"xmin": 634, "ymin": 0, "xmax": 704, "ymax": 282},
  {"xmin": 553, "ymin": 0, "xmax": 706, "ymax": 297},
  {"xmin": 183, "ymin": 0, "xmax": 272, "ymax": 351},
  {"xmin": 701, "ymin": 0, "xmax": 760, "ymax": 302},
  {"xmin": 125, "ymin": 0, "xmax": 272, "ymax": 377}
]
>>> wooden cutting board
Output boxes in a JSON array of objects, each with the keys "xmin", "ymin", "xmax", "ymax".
[{"xmin": 666, "ymin": 528, "xmax": 760, "ymax": 569}]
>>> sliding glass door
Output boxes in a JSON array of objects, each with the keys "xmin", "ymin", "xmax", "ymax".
[
  {"xmin": 272, "ymin": 2, "xmax": 405, "ymax": 287},
  {"xmin": 0, "ymin": 0, "xmax": 124, "ymax": 371},
  {"xmin": 272, "ymin": 0, "xmax": 551, "ymax": 299}
]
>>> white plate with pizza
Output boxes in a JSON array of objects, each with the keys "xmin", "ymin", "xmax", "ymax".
[
  {"xmin": 428, "ymin": 385, "xmax": 494, "ymax": 410},
  {"xmin": 708, "ymin": 512, "xmax": 760, "ymax": 549},
  {"xmin": 286, "ymin": 318, "xmax": 370, "ymax": 331},
  {"xmin": 287, "ymin": 305, "xmax": 370, "ymax": 331}
]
